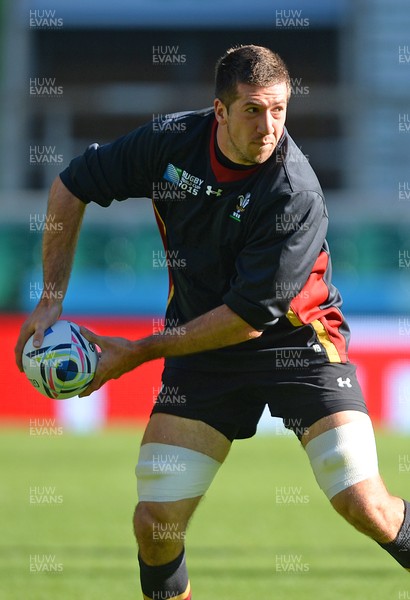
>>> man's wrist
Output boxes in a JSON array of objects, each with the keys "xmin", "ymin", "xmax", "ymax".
[
  {"xmin": 38, "ymin": 295, "xmax": 63, "ymax": 310},
  {"xmin": 131, "ymin": 335, "xmax": 163, "ymax": 365}
]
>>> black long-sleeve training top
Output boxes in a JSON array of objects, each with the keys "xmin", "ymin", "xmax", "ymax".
[{"xmin": 60, "ymin": 108, "xmax": 351, "ymax": 372}]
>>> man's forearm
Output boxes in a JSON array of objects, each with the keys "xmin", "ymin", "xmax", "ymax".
[
  {"xmin": 41, "ymin": 177, "xmax": 86, "ymax": 305},
  {"xmin": 134, "ymin": 304, "xmax": 262, "ymax": 363}
]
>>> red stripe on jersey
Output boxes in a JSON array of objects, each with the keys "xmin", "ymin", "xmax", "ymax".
[
  {"xmin": 152, "ymin": 202, "xmax": 174, "ymax": 304},
  {"xmin": 209, "ymin": 118, "xmax": 260, "ymax": 182},
  {"xmin": 290, "ymin": 251, "xmax": 348, "ymax": 362}
]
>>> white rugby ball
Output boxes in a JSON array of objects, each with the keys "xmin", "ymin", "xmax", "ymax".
[{"xmin": 22, "ymin": 320, "xmax": 98, "ymax": 399}]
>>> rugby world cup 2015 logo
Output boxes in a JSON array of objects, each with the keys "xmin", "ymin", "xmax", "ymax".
[
  {"xmin": 163, "ymin": 163, "xmax": 182, "ymax": 185},
  {"xmin": 163, "ymin": 163, "xmax": 204, "ymax": 196},
  {"xmin": 229, "ymin": 193, "xmax": 251, "ymax": 222}
]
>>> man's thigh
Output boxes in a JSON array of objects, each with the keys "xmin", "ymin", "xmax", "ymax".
[
  {"xmin": 300, "ymin": 409, "xmax": 368, "ymax": 448},
  {"xmin": 141, "ymin": 413, "xmax": 232, "ymax": 463}
]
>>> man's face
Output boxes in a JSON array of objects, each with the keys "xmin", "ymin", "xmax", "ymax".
[{"xmin": 214, "ymin": 82, "xmax": 288, "ymax": 165}]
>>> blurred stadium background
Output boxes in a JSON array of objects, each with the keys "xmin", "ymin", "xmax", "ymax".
[
  {"xmin": 0, "ymin": 0, "xmax": 410, "ymax": 430},
  {"xmin": 1, "ymin": 2, "xmax": 410, "ymax": 599},
  {"xmin": 1, "ymin": 0, "xmax": 409, "ymax": 430}
]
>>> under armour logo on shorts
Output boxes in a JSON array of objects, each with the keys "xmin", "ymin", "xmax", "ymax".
[{"xmin": 337, "ymin": 377, "xmax": 352, "ymax": 388}]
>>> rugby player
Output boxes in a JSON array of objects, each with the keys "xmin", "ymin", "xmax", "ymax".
[{"xmin": 15, "ymin": 45, "xmax": 409, "ymax": 598}]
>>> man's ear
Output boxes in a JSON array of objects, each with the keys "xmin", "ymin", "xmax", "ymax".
[{"xmin": 214, "ymin": 98, "xmax": 228, "ymax": 125}]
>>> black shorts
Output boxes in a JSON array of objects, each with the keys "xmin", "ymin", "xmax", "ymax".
[{"xmin": 151, "ymin": 362, "xmax": 368, "ymax": 441}]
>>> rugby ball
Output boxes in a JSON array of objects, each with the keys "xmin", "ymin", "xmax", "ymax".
[{"xmin": 22, "ymin": 320, "xmax": 98, "ymax": 399}]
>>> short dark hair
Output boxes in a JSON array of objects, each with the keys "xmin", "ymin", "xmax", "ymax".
[{"xmin": 215, "ymin": 45, "xmax": 291, "ymax": 108}]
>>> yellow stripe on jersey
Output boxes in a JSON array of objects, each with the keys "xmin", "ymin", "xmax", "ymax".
[
  {"xmin": 166, "ymin": 283, "xmax": 175, "ymax": 308},
  {"xmin": 310, "ymin": 319, "xmax": 342, "ymax": 362},
  {"xmin": 286, "ymin": 308, "xmax": 303, "ymax": 328},
  {"xmin": 153, "ymin": 201, "xmax": 164, "ymax": 222},
  {"xmin": 286, "ymin": 308, "xmax": 342, "ymax": 363}
]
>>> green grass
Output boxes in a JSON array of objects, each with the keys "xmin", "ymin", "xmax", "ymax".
[{"xmin": 0, "ymin": 426, "xmax": 409, "ymax": 599}]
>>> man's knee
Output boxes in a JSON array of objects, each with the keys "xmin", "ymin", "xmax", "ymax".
[
  {"xmin": 133, "ymin": 502, "xmax": 156, "ymax": 541},
  {"xmin": 133, "ymin": 440, "xmax": 222, "ymax": 562},
  {"xmin": 331, "ymin": 480, "xmax": 385, "ymax": 530},
  {"xmin": 133, "ymin": 501, "xmax": 188, "ymax": 565},
  {"xmin": 133, "ymin": 499, "xmax": 200, "ymax": 545}
]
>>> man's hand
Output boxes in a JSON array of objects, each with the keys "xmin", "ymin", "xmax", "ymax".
[
  {"xmin": 78, "ymin": 327, "xmax": 143, "ymax": 397},
  {"xmin": 15, "ymin": 301, "xmax": 62, "ymax": 371}
]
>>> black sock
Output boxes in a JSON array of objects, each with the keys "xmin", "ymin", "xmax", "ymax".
[
  {"xmin": 138, "ymin": 549, "xmax": 191, "ymax": 599},
  {"xmin": 378, "ymin": 500, "xmax": 410, "ymax": 569}
]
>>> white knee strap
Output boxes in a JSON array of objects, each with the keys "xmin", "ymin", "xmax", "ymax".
[
  {"xmin": 136, "ymin": 443, "xmax": 221, "ymax": 502},
  {"xmin": 305, "ymin": 418, "xmax": 379, "ymax": 500}
]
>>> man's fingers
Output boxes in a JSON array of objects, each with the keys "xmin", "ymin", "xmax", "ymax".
[
  {"xmin": 15, "ymin": 303, "xmax": 61, "ymax": 371},
  {"xmin": 15, "ymin": 326, "xmax": 44, "ymax": 372},
  {"xmin": 32, "ymin": 329, "xmax": 45, "ymax": 349},
  {"xmin": 80, "ymin": 326, "xmax": 100, "ymax": 346},
  {"xmin": 78, "ymin": 328, "xmax": 103, "ymax": 397},
  {"xmin": 79, "ymin": 376, "xmax": 103, "ymax": 397}
]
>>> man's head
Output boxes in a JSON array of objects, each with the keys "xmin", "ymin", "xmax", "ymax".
[
  {"xmin": 214, "ymin": 45, "xmax": 291, "ymax": 165},
  {"xmin": 215, "ymin": 45, "xmax": 291, "ymax": 109}
]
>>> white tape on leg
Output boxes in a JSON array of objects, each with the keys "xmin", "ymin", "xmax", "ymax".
[
  {"xmin": 305, "ymin": 418, "xmax": 379, "ymax": 500},
  {"xmin": 136, "ymin": 443, "xmax": 221, "ymax": 502}
]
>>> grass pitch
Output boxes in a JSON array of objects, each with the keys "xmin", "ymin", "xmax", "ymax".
[{"xmin": 1, "ymin": 426, "xmax": 409, "ymax": 599}]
